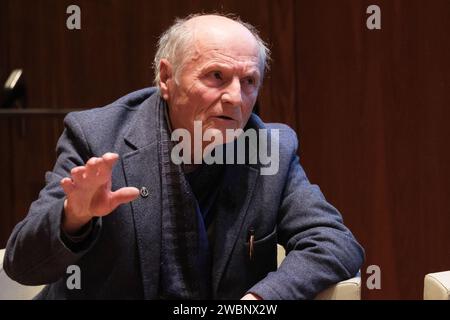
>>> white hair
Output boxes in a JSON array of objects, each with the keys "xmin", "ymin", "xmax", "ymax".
[{"xmin": 153, "ymin": 13, "xmax": 271, "ymax": 88}]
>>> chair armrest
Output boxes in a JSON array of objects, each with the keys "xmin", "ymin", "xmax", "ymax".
[
  {"xmin": 315, "ymin": 276, "xmax": 361, "ymax": 300},
  {"xmin": 277, "ymin": 244, "xmax": 361, "ymax": 300},
  {"xmin": 424, "ymin": 271, "xmax": 450, "ymax": 300},
  {"xmin": 0, "ymin": 249, "xmax": 45, "ymax": 300}
]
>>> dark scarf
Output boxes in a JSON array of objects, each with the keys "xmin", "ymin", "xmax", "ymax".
[{"xmin": 157, "ymin": 97, "xmax": 210, "ymax": 299}]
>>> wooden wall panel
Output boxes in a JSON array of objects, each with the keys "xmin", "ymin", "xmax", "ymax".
[
  {"xmin": 10, "ymin": 116, "xmax": 64, "ymax": 224},
  {"xmin": 0, "ymin": 113, "xmax": 66, "ymax": 249},
  {"xmin": 0, "ymin": 119, "xmax": 13, "ymax": 247},
  {"xmin": 0, "ymin": 0, "xmax": 278, "ymax": 109},
  {"xmin": 295, "ymin": 0, "xmax": 450, "ymax": 299}
]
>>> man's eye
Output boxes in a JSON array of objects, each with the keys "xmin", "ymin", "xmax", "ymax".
[
  {"xmin": 202, "ymin": 71, "xmax": 225, "ymax": 88},
  {"xmin": 213, "ymin": 71, "xmax": 222, "ymax": 80},
  {"xmin": 243, "ymin": 77, "xmax": 256, "ymax": 86}
]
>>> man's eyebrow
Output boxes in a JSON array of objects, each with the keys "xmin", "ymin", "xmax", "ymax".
[
  {"xmin": 201, "ymin": 63, "xmax": 261, "ymax": 77},
  {"xmin": 201, "ymin": 62, "xmax": 232, "ymax": 71},
  {"xmin": 246, "ymin": 70, "xmax": 260, "ymax": 78}
]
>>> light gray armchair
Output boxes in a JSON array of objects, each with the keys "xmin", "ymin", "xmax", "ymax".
[
  {"xmin": 424, "ymin": 271, "xmax": 450, "ymax": 300},
  {"xmin": 0, "ymin": 249, "xmax": 45, "ymax": 300}
]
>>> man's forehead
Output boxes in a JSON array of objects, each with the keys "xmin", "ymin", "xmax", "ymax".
[
  {"xmin": 186, "ymin": 16, "xmax": 259, "ymax": 59},
  {"xmin": 190, "ymin": 35, "xmax": 259, "ymax": 69}
]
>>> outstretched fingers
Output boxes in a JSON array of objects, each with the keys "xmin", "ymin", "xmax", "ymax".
[{"xmin": 69, "ymin": 153, "xmax": 119, "ymax": 186}]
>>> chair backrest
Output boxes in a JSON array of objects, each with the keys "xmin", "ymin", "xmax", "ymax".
[{"xmin": 0, "ymin": 249, "xmax": 45, "ymax": 300}]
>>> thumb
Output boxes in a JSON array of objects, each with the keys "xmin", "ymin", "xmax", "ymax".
[{"xmin": 110, "ymin": 187, "xmax": 140, "ymax": 209}]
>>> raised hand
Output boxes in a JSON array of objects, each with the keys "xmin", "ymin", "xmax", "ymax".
[{"xmin": 60, "ymin": 152, "xmax": 139, "ymax": 234}]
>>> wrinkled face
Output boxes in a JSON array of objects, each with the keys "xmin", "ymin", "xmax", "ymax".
[{"xmin": 159, "ymin": 18, "xmax": 261, "ymax": 148}]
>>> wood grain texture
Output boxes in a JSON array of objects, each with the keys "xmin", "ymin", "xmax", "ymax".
[
  {"xmin": 0, "ymin": 114, "xmax": 65, "ymax": 250},
  {"xmin": 0, "ymin": 119, "xmax": 13, "ymax": 247},
  {"xmin": 295, "ymin": 0, "xmax": 450, "ymax": 299}
]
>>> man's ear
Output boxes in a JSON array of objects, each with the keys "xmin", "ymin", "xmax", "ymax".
[{"xmin": 159, "ymin": 59, "xmax": 173, "ymax": 101}]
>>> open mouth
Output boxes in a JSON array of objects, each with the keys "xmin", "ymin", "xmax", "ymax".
[{"xmin": 216, "ymin": 115, "xmax": 234, "ymax": 121}]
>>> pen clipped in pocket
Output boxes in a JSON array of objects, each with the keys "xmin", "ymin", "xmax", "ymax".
[{"xmin": 245, "ymin": 227, "xmax": 278, "ymax": 272}]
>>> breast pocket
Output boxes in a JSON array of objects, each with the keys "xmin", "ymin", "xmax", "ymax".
[{"xmin": 244, "ymin": 228, "xmax": 278, "ymax": 284}]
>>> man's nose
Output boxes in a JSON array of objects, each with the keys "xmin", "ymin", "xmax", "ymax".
[{"xmin": 221, "ymin": 77, "xmax": 242, "ymax": 107}]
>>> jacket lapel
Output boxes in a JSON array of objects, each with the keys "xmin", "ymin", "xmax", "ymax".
[{"xmin": 121, "ymin": 92, "xmax": 162, "ymax": 299}]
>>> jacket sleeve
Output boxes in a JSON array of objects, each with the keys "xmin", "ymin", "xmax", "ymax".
[
  {"xmin": 248, "ymin": 128, "xmax": 365, "ymax": 299},
  {"xmin": 3, "ymin": 113, "xmax": 102, "ymax": 286}
]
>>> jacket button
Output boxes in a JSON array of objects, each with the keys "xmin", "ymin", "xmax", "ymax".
[{"xmin": 140, "ymin": 186, "xmax": 149, "ymax": 198}]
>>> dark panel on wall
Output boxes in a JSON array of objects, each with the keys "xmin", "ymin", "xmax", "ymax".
[
  {"xmin": 0, "ymin": 112, "xmax": 66, "ymax": 248},
  {"xmin": 295, "ymin": 0, "xmax": 450, "ymax": 299},
  {"xmin": 0, "ymin": 119, "xmax": 13, "ymax": 247},
  {"xmin": 0, "ymin": 0, "xmax": 281, "ymax": 110}
]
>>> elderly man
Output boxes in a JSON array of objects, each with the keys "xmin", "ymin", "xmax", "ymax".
[{"xmin": 4, "ymin": 14, "xmax": 364, "ymax": 300}]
